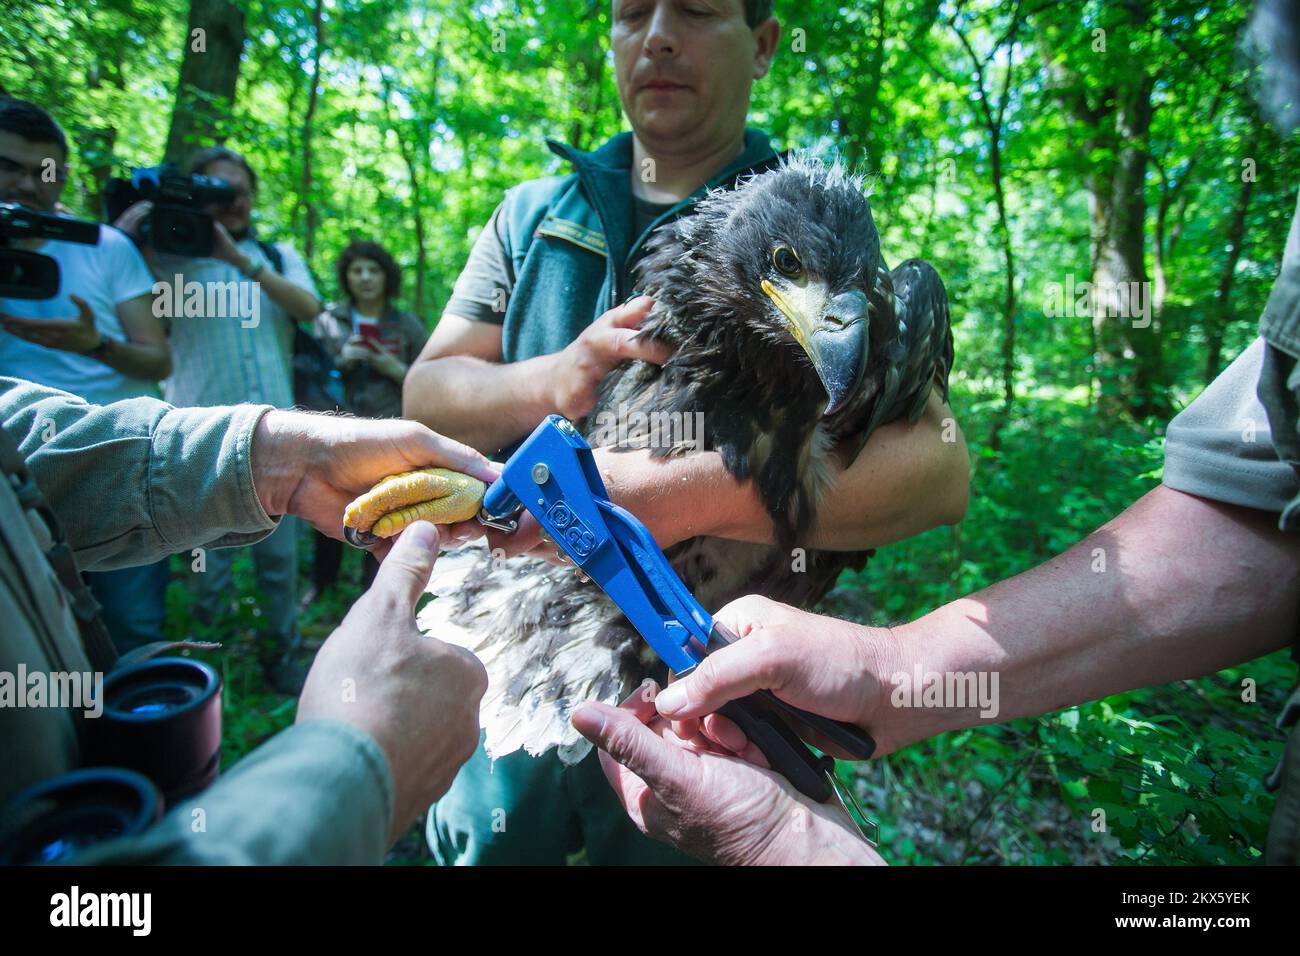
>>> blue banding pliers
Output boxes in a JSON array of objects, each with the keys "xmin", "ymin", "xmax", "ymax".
[{"xmin": 478, "ymin": 415, "xmax": 877, "ymax": 804}]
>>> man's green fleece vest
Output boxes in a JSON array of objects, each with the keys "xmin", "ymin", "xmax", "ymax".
[{"xmin": 496, "ymin": 128, "xmax": 782, "ymax": 367}]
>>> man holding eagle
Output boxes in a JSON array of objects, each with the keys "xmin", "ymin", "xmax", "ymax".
[{"xmin": 403, "ymin": 0, "xmax": 969, "ymax": 865}]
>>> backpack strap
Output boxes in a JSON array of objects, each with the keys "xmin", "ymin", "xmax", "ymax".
[
  {"xmin": 256, "ymin": 239, "xmax": 285, "ymax": 276},
  {"xmin": 0, "ymin": 428, "xmax": 119, "ymax": 673}
]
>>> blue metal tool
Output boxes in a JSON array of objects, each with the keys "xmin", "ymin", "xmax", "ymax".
[{"xmin": 478, "ymin": 415, "xmax": 876, "ymax": 803}]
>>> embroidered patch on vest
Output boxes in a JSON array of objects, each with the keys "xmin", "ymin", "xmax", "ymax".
[{"xmin": 537, "ymin": 217, "xmax": 607, "ymax": 256}]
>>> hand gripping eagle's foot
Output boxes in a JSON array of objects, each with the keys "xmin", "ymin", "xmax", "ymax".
[{"xmin": 343, "ymin": 468, "xmax": 486, "ymax": 547}]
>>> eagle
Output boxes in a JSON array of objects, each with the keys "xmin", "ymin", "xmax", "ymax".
[{"xmin": 418, "ymin": 153, "xmax": 954, "ymax": 763}]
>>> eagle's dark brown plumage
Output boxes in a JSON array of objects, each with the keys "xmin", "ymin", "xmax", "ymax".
[{"xmin": 419, "ymin": 153, "xmax": 954, "ymax": 762}]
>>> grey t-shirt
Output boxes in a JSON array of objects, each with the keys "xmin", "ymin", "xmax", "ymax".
[
  {"xmin": 444, "ymin": 204, "xmax": 514, "ymax": 325},
  {"xmin": 633, "ymin": 196, "xmax": 675, "ymax": 244},
  {"xmin": 1162, "ymin": 337, "xmax": 1300, "ymax": 513}
]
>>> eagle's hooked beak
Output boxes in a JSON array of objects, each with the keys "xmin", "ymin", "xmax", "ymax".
[{"xmin": 762, "ymin": 281, "xmax": 869, "ymax": 415}]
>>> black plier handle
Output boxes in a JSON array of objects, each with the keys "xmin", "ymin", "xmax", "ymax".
[{"xmin": 685, "ymin": 621, "xmax": 875, "ymax": 802}]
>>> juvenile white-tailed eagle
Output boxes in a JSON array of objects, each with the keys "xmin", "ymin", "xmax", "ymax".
[{"xmin": 419, "ymin": 153, "xmax": 954, "ymax": 762}]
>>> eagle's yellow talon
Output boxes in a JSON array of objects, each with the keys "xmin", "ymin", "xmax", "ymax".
[{"xmin": 343, "ymin": 468, "xmax": 485, "ymax": 538}]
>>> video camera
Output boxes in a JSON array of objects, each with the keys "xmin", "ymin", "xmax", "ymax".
[
  {"xmin": 104, "ymin": 164, "xmax": 236, "ymax": 257},
  {"xmin": 0, "ymin": 201, "xmax": 100, "ymax": 300}
]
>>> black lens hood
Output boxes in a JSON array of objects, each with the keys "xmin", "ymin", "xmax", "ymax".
[
  {"xmin": 0, "ymin": 767, "xmax": 162, "ymax": 864},
  {"xmin": 83, "ymin": 657, "xmax": 222, "ymax": 804}
]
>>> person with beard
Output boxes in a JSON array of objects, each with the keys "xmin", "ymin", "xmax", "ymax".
[
  {"xmin": 570, "ymin": 0, "xmax": 1300, "ymax": 866},
  {"xmin": 0, "ymin": 97, "xmax": 174, "ymax": 655},
  {"xmin": 114, "ymin": 146, "xmax": 322, "ymax": 693}
]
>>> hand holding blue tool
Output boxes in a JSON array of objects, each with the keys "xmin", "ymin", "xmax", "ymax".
[{"xmin": 476, "ymin": 415, "xmax": 877, "ymax": 806}]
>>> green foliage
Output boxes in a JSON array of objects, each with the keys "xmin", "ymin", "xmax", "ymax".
[
  {"xmin": 1036, "ymin": 660, "xmax": 1289, "ymax": 864},
  {"xmin": 842, "ymin": 388, "xmax": 1163, "ymax": 619},
  {"xmin": 843, "ymin": 640, "xmax": 1289, "ymax": 866}
]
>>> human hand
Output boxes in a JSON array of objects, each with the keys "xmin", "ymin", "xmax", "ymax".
[
  {"xmin": 337, "ymin": 338, "xmax": 372, "ymax": 372},
  {"xmin": 652, "ymin": 595, "xmax": 904, "ymax": 758},
  {"xmin": 548, "ymin": 296, "xmax": 671, "ymax": 420},
  {"xmin": 1, "ymin": 294, "xmax": 102, "ymax": 354},
  {"xmin": 366, "ymin": 345, "xmax": 407, "ymax": 382},
  {"xmin": 571, "ymin": 681, "xmax": 883, "ymax": 865},
  {"xmin": 111, "ymin": 199, "xmax": 153, "ymax": 242},
  {"xmin": 211, "ymin": 221, "xmax": 246, "ymax": 268},
  {"xmin": 341, "ymin": 336, "xmax": 405, "ymax": 381},
  {"xmin": 250, "ymin": 408, "xmax": 498, "ymax": 560},
  {"xmin": 298, "ymin": 522, "xmax": 488, "ymax": 844}
]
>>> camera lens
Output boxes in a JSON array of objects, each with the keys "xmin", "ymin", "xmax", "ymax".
[
  {"xmin": 112, "ymin": 679, "xmax": 204, "ymax": 715},
  {"xmin": 162, "ymin": 215, "xmax": 196, "ymax": 248},
  {"xmin": 83, "ymin": 657, "xmax": 222, "ymax": 804},
  {"xmin": 0, "ymin": 768, "xmax": 162, "ymax": 864},
  {"xmin": 0, "ymin": 248, "xmax": 62, "ymax": 300},
  {"xmin": 149, "ymin": 206, "xmax": 214, "ymax": 257}
]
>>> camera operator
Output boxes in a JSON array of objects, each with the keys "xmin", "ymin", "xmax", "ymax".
[
  {"xmin": 0, "ymin": 97, "xmax": 173, "ymax": 655},
  {"xmin": 114, "ymin": 146, "xmax": 322, "ymax": 693},
  {"xmin": 0, "ymin": 375, "xmax": 492, "ymax": 863}
]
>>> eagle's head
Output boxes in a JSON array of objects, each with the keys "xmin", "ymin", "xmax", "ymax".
[{"xmin": 636, "ymin": 153, "xmax": 891, "ymax": 417}]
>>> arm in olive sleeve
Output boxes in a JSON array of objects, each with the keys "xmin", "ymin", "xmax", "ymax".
[
  {"xmin": 0, "ymin": 377, "xmax": 278, "ymax": 571},
  {"xmin": 73, "ymin": 721, "xmax": 394, "ymax": 865}
]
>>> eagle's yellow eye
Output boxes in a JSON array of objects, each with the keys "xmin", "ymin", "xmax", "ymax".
[{"xmin": 772, "ymin": 244, "xmax": 803, "ymax": 278}]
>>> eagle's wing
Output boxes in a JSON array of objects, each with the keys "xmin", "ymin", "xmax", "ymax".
[
  {"xmin": 853, "ymin": 258, "xmax": 954, "ymax": 445},
  {"xmin": 890, "ymin": 258, "xmax": 954, "ymax": 421}
]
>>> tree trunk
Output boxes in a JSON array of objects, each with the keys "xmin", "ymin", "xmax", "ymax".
[
  {"xmin": 285, "ymin": 36, "xmax": 308, "ymax": 235},
  {"xmin": 989, "ymin": 133, "xmax": 1017, "ymax": 450},
  {"xmin": 568, "ymin": 2, "xmax": 606, "ymax": 151},
  {"xmin": 853, "ymin": 0, "xmax": 888, "ymax": 171},
  {"xmin": 1152, "ymin": 164, "xmax": 1172, "ymax": 316},
  {"xmin": 1041, "ymin": 0, "xmax": 1169, "ymax": 421},
  {"xmin": 299, "ymin": 0, "xmax": 326, "ymax": 264},
  {"xmin": 949, "ymin": 9, "xmax": 1021, "ymax": 450},
  {"xmin": 381, "ymin": 73, "xmax": 430, "ymax": 315},
  {"xmin": 1087, "ymin": 71, "xmax": 1169, "ymax": 421},
  {"xmin": 1204, "ymin": 124, "xmax": 1260, "ymax": 383},
  {"xmin": 831, "ymin": 0, "xmax": 886, "ymax": 173},
  {"xmin": 164, "ymin": 0, "xmax": 246, "ymax": 163},
  {"xmin": 1152, "ymin": 92, "xmax": 1222, "ymax": 316}
]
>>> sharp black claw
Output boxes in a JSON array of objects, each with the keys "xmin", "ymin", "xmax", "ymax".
[{"xmin": 344, "ymin": 525, "xmax": 379, "ymax": 550}]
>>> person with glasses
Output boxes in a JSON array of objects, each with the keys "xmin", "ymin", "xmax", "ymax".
[
  {"xmin": 0, "ymin": 97, "xmax": 174, "ymax": 655},
  {"xmin": 113, "ymin": 145, "xmax": 322, "ymax": 693}
]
